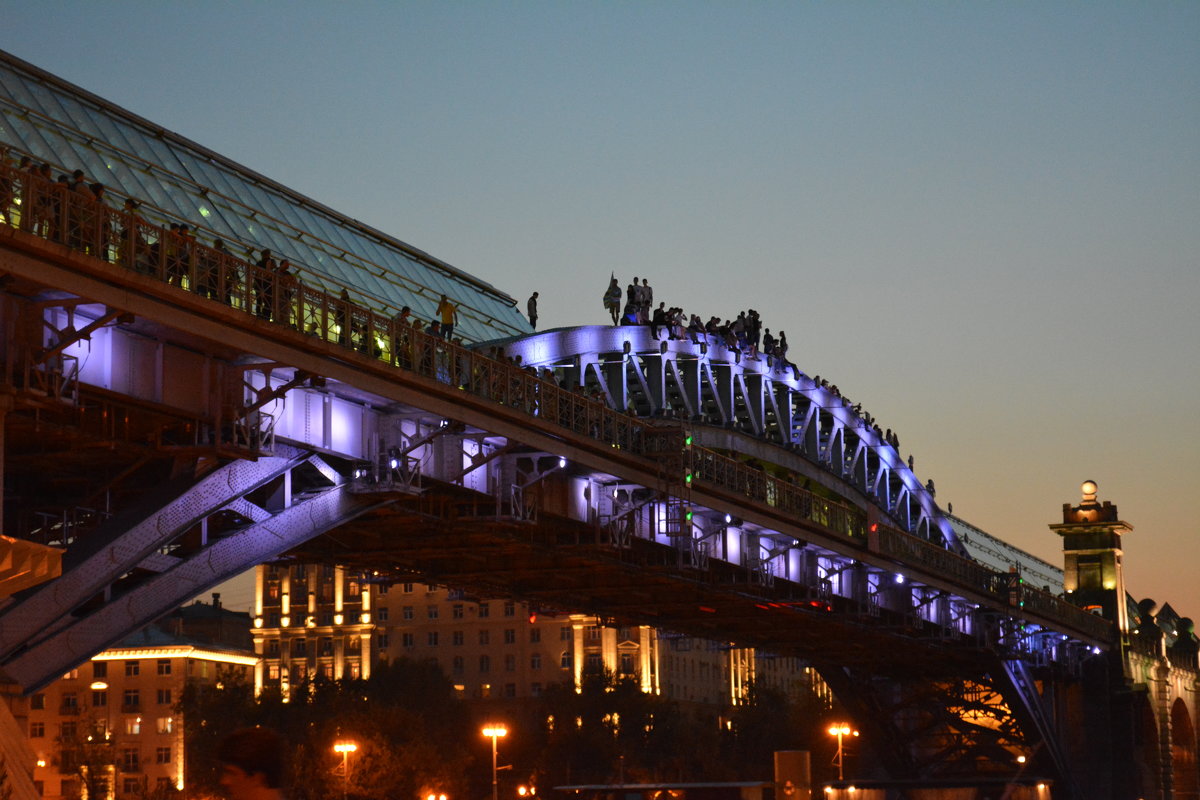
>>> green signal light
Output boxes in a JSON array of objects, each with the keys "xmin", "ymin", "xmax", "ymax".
[{"xmin": 684, "ymin": 435, "xmax": 693, "ymax": 446}]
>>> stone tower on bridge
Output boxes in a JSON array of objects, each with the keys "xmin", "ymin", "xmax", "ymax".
[{"xmin": 1053, "ymin": 481, "xmax": 1199, "ymax": 800}]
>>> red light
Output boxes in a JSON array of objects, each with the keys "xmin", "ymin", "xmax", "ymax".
[
  {"xmin": 528, "ymin": 612, "xmax": 537, "ymax": 623},
  {"xmin": 698, "ymin": 606, "xmax": 717, "ymax": 614},
  {"xmin": 869, "ymin": 523, "xmax": 878, "ymax": 532}
]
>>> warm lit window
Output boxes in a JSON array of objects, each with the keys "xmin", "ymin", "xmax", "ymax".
[{"xmin": 125, "ymin": 718, "xmax": 140, "ymax": 736}]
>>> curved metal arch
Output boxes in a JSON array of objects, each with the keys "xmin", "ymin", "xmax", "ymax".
[{"xmin": 490, "ymin": 325, "xmax": 962, "ymax": 553}]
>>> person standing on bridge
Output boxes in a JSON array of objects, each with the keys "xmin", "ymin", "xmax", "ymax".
[
  {"xmin": 527, "ymin": 291, "xmax": 538, "ymax": 329},
  {"xmin": 603, "ymin": 276, "xmax": 622, "ymax": 325},
  {"xmin": 436, "ymin": 293, "xmax": 458, "ymax": 339}
]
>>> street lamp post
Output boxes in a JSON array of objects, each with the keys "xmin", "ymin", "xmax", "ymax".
[
  {"xmin": 481, "ymin": 724, "xmax": 508, "ymax": 800},
  {"xmin": 333, "ymin": 740, "xmax": 357, "ymax": 800},
  {"xmin": 826, "ymin": 724, "xmax": 858, "ymax": 782}
]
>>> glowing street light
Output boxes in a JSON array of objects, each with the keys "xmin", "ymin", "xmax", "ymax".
[
  {"xmin": 826, "ymin": 724, "xmax": 858, "ymax": 781},
  {"xmin": 482, "ymin": 724, "xmax": 508, "ymax": 800},
  {"xmin": 333, "ymin": 740, "xmax": 357, "ymax": 800}
]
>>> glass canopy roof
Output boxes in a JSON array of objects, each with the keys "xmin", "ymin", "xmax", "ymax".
[{"xmin": 0, "ymin": 49, "xmax": 529, "ymax": 343}]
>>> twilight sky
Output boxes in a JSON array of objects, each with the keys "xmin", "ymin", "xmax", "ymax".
[{"xmin": 3, "ymin": 3, "xmax": 1197, "ymax": 617}]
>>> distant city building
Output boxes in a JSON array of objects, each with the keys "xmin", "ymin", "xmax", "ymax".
[
  {"xmin": 252, "ymin": 564, "xmax": 829, "ymax": 709},
  {"xmin": 26, "ymin": 599, "xmax": 255, "ymax": 800}
]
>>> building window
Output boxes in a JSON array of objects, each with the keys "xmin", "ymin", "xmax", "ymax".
[
  {"xmin": 347, "ymin": 636, "xmax": 361, "ymax": 652},
  {"xmin": 452, "ymin": 631, "xmax": 464, "ymax": 646},
  {"xmin": 401, "ymin": 633, "xmax": 414, "ymax": 647},
  {"xmin": 93, "ymin": 690, "xmax": 107, "ymax": 707},
  {"xmin": 125, "ymin": 660, "xmax": 140, "ymax": 677},
  {"xmin": 504, "ymin": 629, "xmax": 516, "ymax": 645},
  {"xmin": 452, "ymin": 604, "xmax": 464, "ymax": 619},
  {"xmin": 452, "ymin": 656, "xmax": 464, "ymax": 676},
  {"xmin": 586, "ymin": 653, "xmax": 603, "ymax": 671},
  {"xmin": 479, "ymin": 655, "xmax": 491, "ymax": 673},
  {"xmin": 530, "ymin": 629, "xmax": 541, "ymax": 643},
  {"xmin": 402, "ymin": 606, "xmax": 414, "ymax": 620},
  {"xmin": 125, "ymin": 718, "xmax": 141, "ymax": 735},
  {"xmin": 377, "ymin": 633, "xmax": 390, "ymax": 649},
  {"xmin": 376, "ymin": 584, "xmax": 388, "ymax": 596},
  {"xmin": 504, "ymin": 601, "xmax": 515, "ymax": 617},
  {"xmin": 478, "ymin": 603, "xmax": 489, "ymax": 618},
  {"xmin": 319, "ymin": 610, "xmax": 333, "ymax": 626},
  {"xmin": 61, "ymin": 693, "xmax": 78, "ymax": 711},
  {"xmin": 267, "ymin": 639, "xmax": 280, "ymax": 657},
  {"xmin": 376, "ymin": 607, "xmax": 389, "ymax": 622},
  {"xmin": 531, "ymin": 682, "xmax": 543, "ymax": 697},
  {"xmin": 268, "ymin": 665, "xmax": 280, "ymax": 681},
  {"xmin": 560, "ymin": 651, "xmax": 573, "ymax": 669},
  {"xmin": 620, "ymin": 654, "xmax": 635, "ymax": 675},
  {"xmin": 348, "ymin": 581, "xmax": 361, "ymax": 597},
  {"xmin": 156, "ymin": 659, "xmax": 172, "ymax": 676},
  {"xmin": 504, "ymin": 683, "xmax": 517, "ymax": 698},
  {"xmin": 31, "ymin": 694, "xmax": 44, "ymax": 710},
  {"xmin": 157, "ymin": 689, "xmax": 172, "ymax": 705},
  {"xmin": 427, "ymin": 632, "xmax": 439, "ymax": 646},
  {"xmin": 402, "ymin": 583, "xmax": 414, "ymax": 594},
  {"xmin": 92, "ymin": 662, "xmax": 107, "ymax": 679},
  {"xmin": 505, "ymin": 654, "xmax": 516, "ymax": 672},
  {"xmin": 62, "ymin": 668, "xmax": 78, "ymax": 680},
  {"xmin": 156, "ymin": 778, "xmax": 172, "ymax": 792},
  {"xmin": 292, "ymin": 639, "xmax": 307, "ymax": 657},
  {"xmin": 319, "ymin": 638, "xmax": 333, "ymax": 656},
  {"xmin": 560, "ymin": 626, "xmax": 572, "ymax": 641},
  {"xmin": 122, "ymin": 689, "xmax": 139, "ymax": 709},
  {"xmin": 29, "ymin": 722, "xmax": 44, "ymax": 738},
  {"xmin": 586, "ymin": 626, "xmax": 601, "ymax": 642},
  {"xmin": 123, "ymin": 777, "xmax": 141, "ymax": 794},
  {"xmin": 121, "ymin": 748, "xmax": 139, "ymax": 772},
  {"xmin": 478, "ymin": 630, "xmax": 490, "ymax": 645},
  {"xmin": 427, "ymin": 606, "xmax": 439, "ymax": 619},
  {"xmin": 530, "ymin": 653, "xmax": 542, "ymax": 670}
]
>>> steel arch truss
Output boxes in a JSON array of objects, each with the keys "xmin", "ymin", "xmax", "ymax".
[
  {"xmin": 0, "ymin": 444, "xmax": 389, "ymax": 691},
  {"xmin": 500, "ymin": 326, "xmax": 954, "ymax": 548}
]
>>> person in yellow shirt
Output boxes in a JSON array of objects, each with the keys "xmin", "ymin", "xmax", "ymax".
[{"xmin": 436, "ymin": 294, "xmax": 457, "ymax": 340}]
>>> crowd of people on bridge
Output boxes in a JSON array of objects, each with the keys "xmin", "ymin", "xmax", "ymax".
[{"xmin": 2, "ymin": 146, "xmax": 936, "ymax": 504}]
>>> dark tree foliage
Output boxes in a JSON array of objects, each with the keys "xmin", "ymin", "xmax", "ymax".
[{"xmin": 181, "ymin": 660, "xmax": 473, "ymax": 800}]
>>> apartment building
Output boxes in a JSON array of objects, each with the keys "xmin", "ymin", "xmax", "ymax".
[
  {"xmin": 27, "ymin": 600, "xmax": 255, "ymax": 800},
  {"xmin": 253, "ymin": 564, "xmax": 823, "ymax": 709}
]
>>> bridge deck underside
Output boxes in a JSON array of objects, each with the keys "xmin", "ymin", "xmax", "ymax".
[{"xmin": 293, "ymin": 481, "xmax": 991, "ymax": 678}]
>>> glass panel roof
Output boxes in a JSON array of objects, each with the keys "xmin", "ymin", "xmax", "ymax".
[{"xmin": 0, "ymin": 49, "xmax": 528, "ymax": 342}]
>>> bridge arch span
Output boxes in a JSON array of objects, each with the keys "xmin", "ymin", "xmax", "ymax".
[{"xmin": 494, "ymin": 325, "xmax": 959, "ymax": 551}]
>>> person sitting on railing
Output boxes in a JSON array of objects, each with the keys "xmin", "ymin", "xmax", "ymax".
[
  {"xmin": 391, "ymin": 305, "xmax": 412, "ymax": 367},
  {"xmin": 650, "ymin": 302, "xmax": 668, "ymax": 338}
]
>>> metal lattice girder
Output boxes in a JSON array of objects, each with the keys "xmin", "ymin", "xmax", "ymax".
[
  {"xmin": 0, "ymin": 446, "xmax": 311, "ymax": 660},
  {"xmin": 2, "ymin": 486, "xmax": 389, "ymax": 692}
]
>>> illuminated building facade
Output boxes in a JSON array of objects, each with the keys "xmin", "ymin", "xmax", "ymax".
[
  {"xmin": 253, "ymin": 565, "xmax": 825, "ymax": 709},
  {"xmin": 26, "ymin": 603, "xmax": 255, "ymax": 800}
]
